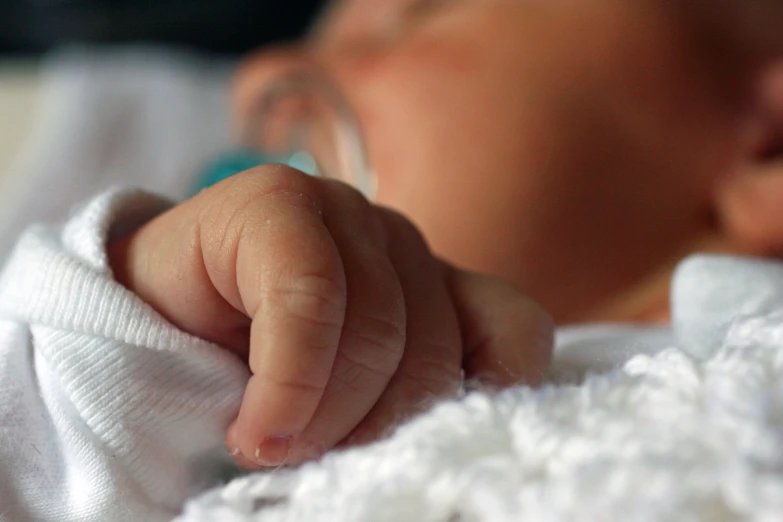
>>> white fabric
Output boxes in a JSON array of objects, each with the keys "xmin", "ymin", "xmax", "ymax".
[
  {"xmin": 672, "ymin": 255, "xmax": 783, "ymax": 359},
  {"xmin": 1, "ymin": 187, "xmax": 783, "ymax": 521},
  {"xmin": 0, "ymin": 188, "xmax": 249, "ymax": 522},
  {"xmin": 182, "ymin": 333, "xmax": 783, "ymax": 522}
]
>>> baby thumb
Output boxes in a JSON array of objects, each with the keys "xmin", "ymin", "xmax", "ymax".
[{"xmin": 444, "ymin": 265, "xmax": 554, "ymax": 388}]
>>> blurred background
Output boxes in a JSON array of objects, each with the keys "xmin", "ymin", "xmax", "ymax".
[
  {"xmin": 0, "ymin": 0, "xmax": 328, "ymax": 257},
  {"xmin": 0, "ymin": 0, "xmax": 326, "ymax": 54}
]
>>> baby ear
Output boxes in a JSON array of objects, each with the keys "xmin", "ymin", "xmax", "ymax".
[{"xmin": 715, "ymin": 63, "xmax": 783, "ymax": 255}]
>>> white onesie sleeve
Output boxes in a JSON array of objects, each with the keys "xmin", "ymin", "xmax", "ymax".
[{"xmin": 0, "ymin": 188, "xmax": 249, "ymax": 522}]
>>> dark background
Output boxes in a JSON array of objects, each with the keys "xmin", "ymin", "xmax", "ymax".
[{"xmin": 0, "ymin": 0, "xmax": 327, "ymax": 55}]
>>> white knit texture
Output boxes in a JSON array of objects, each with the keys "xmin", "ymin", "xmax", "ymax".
[
  {"xmin": 178, "ymin": 312, "xmax": 783, "ymax": 522},
  {"xmin": 0, "ymin": 188, "xmax": 248, "ymax": 522}
]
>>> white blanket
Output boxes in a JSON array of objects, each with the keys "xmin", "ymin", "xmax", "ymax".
[
  {"xmin": 179, "ymin": 275, "xmax": 783, "ymax": 521},
  {"xmin": 3, "ymin": 48, "xmax": 782, "ymax": 522}
]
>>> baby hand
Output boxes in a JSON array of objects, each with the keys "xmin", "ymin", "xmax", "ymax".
[{"xmin": 108, "ymin": 166, "xmax": 553, "ymax": 468}]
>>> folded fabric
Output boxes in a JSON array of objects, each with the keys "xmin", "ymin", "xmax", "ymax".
[{"xmin": 0, "ymin": 189, "xmax": 248, "ymax": 522}]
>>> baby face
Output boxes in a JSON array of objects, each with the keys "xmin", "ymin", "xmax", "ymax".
[{"xmin": 234, "ymin": 0, "xmax": 783, "ymax": 323}]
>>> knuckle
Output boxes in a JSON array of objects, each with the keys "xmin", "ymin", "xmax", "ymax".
[
  {"xmin": 211, "ymin": 164, "xmax": 324, "ymax": 215},
  {"xmin": 322, "ymin": 178, "xmax": 370, "ymax": 207},
  {"xmin": 196, "ymin": 165, "xmax": 320, "ymax": 235},
  {"xmin": 380, "ymin": 207, "xmax": 431, "ymax": 252},
  {"xmin": 194, "ymin": 167, "xmax": 330, "ymax": 284},
  {"xmin": 321, "ymin": 179, "xmax": 384, "ymax": 234},
  {"xmin": 244, "ymin": 166, "xmax": 323, "ymax": 212},
  {"xmin": 240, "ymin": 163, "xmax": 312, "ymax": 188}
]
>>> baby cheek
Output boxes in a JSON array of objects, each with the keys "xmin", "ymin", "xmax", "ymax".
[
  {"xmin": 338, "ymin": 28, "xmax": 480, "ymax": 114},
  {"xmin": 336, "ymin": 36, "xmax": 491, "ymax": 185}
]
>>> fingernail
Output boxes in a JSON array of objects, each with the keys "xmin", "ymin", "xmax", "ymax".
[{"xmin": 254, "ymin": 436, "xmax": 293, "ymax": 467}]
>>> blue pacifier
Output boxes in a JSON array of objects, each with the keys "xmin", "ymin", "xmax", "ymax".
[
  {"xmin": 192, "ymin": 68, "xmax": 375, "ymax": 198},
  {"xmin": 192, "ymin": 150, "xmax": 318, "ymax": 195}
]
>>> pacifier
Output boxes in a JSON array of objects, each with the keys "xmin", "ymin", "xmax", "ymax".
[{"xmin": 193, "ymin": 66, "xmax": 375, "ymax": 199}]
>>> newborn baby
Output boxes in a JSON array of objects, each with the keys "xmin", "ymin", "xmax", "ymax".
[{"xmin": 2, "ymin": 0, "xmax": 783, "ymax": 521}]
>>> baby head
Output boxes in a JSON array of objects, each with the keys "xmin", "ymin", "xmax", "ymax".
[{"xmin": 232, "ymin": 0, "xmax": 783, "ymax": 324}]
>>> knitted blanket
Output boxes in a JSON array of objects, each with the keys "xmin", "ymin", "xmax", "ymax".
[{"xmin": 177, "ymin": 310, "xmax": 783, "ymax": 521}]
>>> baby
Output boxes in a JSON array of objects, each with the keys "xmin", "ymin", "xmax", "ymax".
[{"xmin": 3, "ymin": 0, "xmax": 783, "ymax": 520}]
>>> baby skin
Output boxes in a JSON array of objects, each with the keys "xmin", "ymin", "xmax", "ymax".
[{"xmin": 111, "ymin": 0, "xmax": 783, "ymax": 471}]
